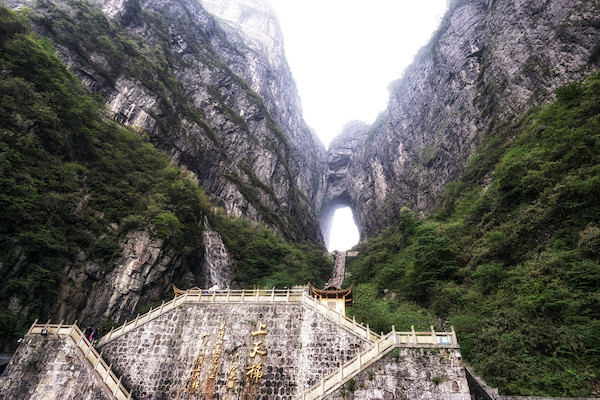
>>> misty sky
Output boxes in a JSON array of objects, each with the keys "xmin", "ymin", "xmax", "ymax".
[{"xmin": 266, "ymin": 1, "xmax": 447, "ymax": 251}]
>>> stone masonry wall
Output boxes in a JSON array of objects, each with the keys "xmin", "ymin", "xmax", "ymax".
[
  {"xmin": 0, "ymin": 334, "xmax": 110, "ymax": 400},
  {"xmin": 99, "ymin": 302, "xmax": 371, "ymax": 399},
  {"xmin": 325, "ymin": 348, "xmax": 470, "ymax": 400}
]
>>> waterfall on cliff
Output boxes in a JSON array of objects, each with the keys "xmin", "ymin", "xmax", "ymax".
[{"xmin": 202, "ymin": 230, "xmax": 234, "ymax": 289}]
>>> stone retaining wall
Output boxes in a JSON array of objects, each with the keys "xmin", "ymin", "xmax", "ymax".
[
  {"xmin": 324, "ymin": 348, "xmax": 470, "ymax": 400},
  {"xmin": 99, "ymin": 302, "xmax": 371, "ymax": 399},
  {"xmin": 0, "ymin": 334, "xmax": 110, "ymax": 400}
]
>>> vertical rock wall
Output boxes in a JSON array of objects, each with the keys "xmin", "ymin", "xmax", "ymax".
[{"xmin": 324, "ymin": 0, "xmax": 600, "ymax": 239}]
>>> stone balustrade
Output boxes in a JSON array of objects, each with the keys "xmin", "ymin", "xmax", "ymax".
[
  {"xmin": 296, "ymin": 325, "xmax": 459, "ymax": 400},
  {"xmin": 99, "ymin": 288, "xmax": 381, "ymax": 346}
]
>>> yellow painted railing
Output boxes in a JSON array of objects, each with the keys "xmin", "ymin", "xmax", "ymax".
[
  {"xmin": 295, "ymin": 326, "xmax": 459, "ymax": 400},
  {"xmin": 99, "ymin": 288, "xmax": 381, "ymax": 346},
  {"xmin": 26, "ymin": 320, "xmax": 132, "ymax": 400}
]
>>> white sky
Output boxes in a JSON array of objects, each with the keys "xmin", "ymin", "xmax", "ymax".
[
  {"xmin": 269, "ymin": 0, "xmax": 448, "ymax": 148},
  {"xmin": 267, "ymin": 0, "xmax": 448, "ymax": 251}
]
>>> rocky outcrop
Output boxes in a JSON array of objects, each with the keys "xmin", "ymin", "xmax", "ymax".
[
  {"xmin": 324, "ymin": 0, "xmax": 600, "ymax": 239},
  {"xmin": 320, "ymin": 121, "xmax": 368, "ymax": 248},
  {"xmin": 53, "ymin": 231, "xmax": 184, "ymax": 324},
  {"xmin": 9, "ymin": 0, "xmax": 326, "ymax": 243}
]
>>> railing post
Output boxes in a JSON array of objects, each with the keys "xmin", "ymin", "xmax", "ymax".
[
  {"xmin": 104, "ymin": 363, "xmax": 112, "ymax": 382},
  {"xmin": 451, "ymin": 326, "xmax": 457, "ymax": 345},
  {"xmin": 287, "ymin": 288, "xmax": 290, "ymax": 302},
  {"xmin": 107, "ymin": 326, "xmax": 114, "ymax": 342},
  {"xmin": 57, "ymin": 319, "xmax": 64, "ymax": 333},
  {"xmin": 256, "ymin": 289, "xmax": 260, "ymax": 303},
  {"xmin": 114, "ymin": 375, "xmax": 122, "ymax": 396},
  {"xmin": 352, "ymin": 316, "xmax": 356, "ymax": 333},
  {"xmin": 212, "ymin": 290, "xmax": 216, "ymax": 302},
  {"xmin": 271, "ymin": 288, "xmax": 275, "ymax": 303},
  {"xmin": 431, "ymin": 325, "xmax": 436, "ymax": 344},
  {"xmin": 133, "ymin": 314, "xmax": 140, "ymax": 328},
  {"xmin": 392, "ymin": 325, "xmax": 397, "ymax": 345},
  {"xmin": 27, "ymin": 319, "xmax": 39, "ymax": 335},
  {"xmin": 76, "ymin": 329, "xmax": 85, "ymax": 346},
  {"xmin": 160, "ymin": 300, "xmax": 165, "ymax": 314},
  {"xmin": 366, "ymin": 324, "xmax": 370, "ymax": 341},
  {"xmin": 226, "ymin": 288, "xmax": 231, "ymax": 302},
  {"xmin": 94, "ymin": 351, "xmax": 103, "ymax": 369},
  {"xmin": 320, "ymin": 375, "xmax": 324, "ymax": 395},
  {"xmin": 358, "ymin": 349, "xmax": 362, "ymax": 367},
  {"xmin": 241, "ymin": 289, "xmax": 245, "ymax": 302},
  {"xmin": 411, "ymin": 325, "xmax": 417, "ymax": 345}
]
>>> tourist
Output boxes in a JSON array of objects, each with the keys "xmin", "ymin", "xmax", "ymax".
[
  {"xmin": 141, "ymin": 392, "xmax": 148, "ymax": 400},
  {"xmin": 91, "ymin": 327, "xmax": 99, "ymax": 345},
  {"xmin": 84, "ymin": 326, "xmax": 92, "ymax": 339}
]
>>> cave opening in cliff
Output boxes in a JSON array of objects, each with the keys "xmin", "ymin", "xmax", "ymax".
[{"xmin": 326, "ymin": 207, "xmax": 359, "ymax": 252}]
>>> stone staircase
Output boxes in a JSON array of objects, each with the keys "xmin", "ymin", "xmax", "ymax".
[
  {"xmin": 294, "ymin": 326, "xmax": 460, "ymax": 400},
  {"xmin": 99, "ymin": 287, "xmax": 380, "ymax": 346},
  {"xmin": 26, "ymin": 320, "xmax": 133, "ymax": 400},
  {"xmin": 326, "ymin": 251, "xmax": 346, "ymax": 289}
]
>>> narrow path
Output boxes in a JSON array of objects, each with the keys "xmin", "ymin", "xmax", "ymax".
[{"xmin": 327, "ymin": 251, "xmax": 346, "ymax": 289}]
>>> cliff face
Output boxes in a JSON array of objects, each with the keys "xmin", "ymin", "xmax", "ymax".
[
  {"xmin": 9, "ymin": 0, "xmax": 325, "ymax": 243},
  {"xmin": 324, "ymin": 0, "xmax": 600, "ymax": 239}
]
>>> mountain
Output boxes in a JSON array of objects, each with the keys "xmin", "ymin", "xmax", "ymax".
[
  {"xmin": 324, "ymin": 0, "xmax": 600, "ymax": 239},
  {"xmin": 0, "ymin": 1, "xmax": 332, "ymax": 351},
  {"xmin": 1, "ymin": 0, "xmax": 600, "ymax": 396},
  {"xmin": 5, "ymin": 0, "xmax": 326, "ymax": 243}
]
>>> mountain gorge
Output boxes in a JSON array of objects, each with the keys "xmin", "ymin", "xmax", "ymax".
[
  {"xmin": 0, "ymin": 0, "xmax": 332, "ymax": 350},
  {"xmin": 324, "ymin": 0, "xmax": 600, "ymax": 239},
  {"xmin": 1, "ymin": 0, "xmax": 600, "ymax": 396}
]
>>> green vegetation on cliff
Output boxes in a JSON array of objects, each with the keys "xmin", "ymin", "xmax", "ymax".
[
  {"xmin": 0, "ymin": 7, "xmax": 329, "ymax": 348},
  {"xmin": 26, "ymin": 0, "xmax": 319, "ymax": 243},
  {"xmin": 346, "ymin": 72, "xmax": 600, "ymax": 396}
]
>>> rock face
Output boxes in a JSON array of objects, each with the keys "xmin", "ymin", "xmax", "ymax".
[
  {"xmin": 319, "ymin": 121, "xmax": 368, "ymax": 248},
  {"xmin": 9, "ymin": 0, "xmax": 326, "ymax": 244},
  {"xmin": 323, "ymin": 0, "xmax": 600, "ymax": 239},
  {"xmin": 53, "ymin": 231, "xmax": 184, "ymax": 324}
]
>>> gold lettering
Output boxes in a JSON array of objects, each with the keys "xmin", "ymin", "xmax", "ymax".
[
  {"xmin": 252, "ymin": 322, "xmax": 267, "ymax": 336},
  {"xmin": 208, "ymin": 322, "xmax": 226, "ymax": 379},
  {"xmin": 189, "ymin": 334, "xmax": 210, "ymax": 395},
  {"xmin": 245, "ymin": 361, "xmax": 264, "ymax": 383},
  {"xmin": 227, "ymin": 353, "xmax": 239, "ymax": 389},
  {"xmin": 249, "ymin": 340, "xmax": 266, "ymax": 358}
]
